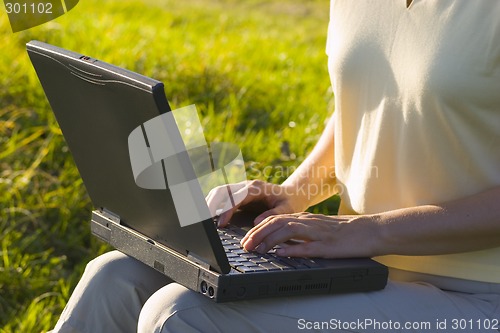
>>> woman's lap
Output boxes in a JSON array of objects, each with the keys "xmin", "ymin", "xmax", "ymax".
[
  {"xmin": 51, "ymin": 251, "xmax": 171, "ymax": 333},
  {"xmin": 139, "ymin": 279, "xmax": 500, "ymax": 333},
  {"xmin": 51, "ymin": 251, "xmax": 500, "ymax": 333}
]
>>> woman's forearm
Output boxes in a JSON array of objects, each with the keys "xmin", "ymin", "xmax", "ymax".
[
  {"xmin": 241, "ymin": 185, "xmax": 500, "ymax": 258},
  {"xmin": 373, "ymin": 185, "xmax": 500, "ymax": 256}
]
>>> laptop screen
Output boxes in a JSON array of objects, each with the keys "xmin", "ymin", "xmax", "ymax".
[{"xmin": 27, "ymin": 40, "xmax": 231, "ymax": 273}]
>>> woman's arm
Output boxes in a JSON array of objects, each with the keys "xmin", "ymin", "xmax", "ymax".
[
  {"xmin": 241, "ymin": 185, "xmax": 500, "ymax": 258},
  {"xmin": 375, "ymin": 185, "xmax": 500, "ymax": 256},
  {"xmin": 280, "ymin": 112, "xmax": 338, "ymax": 209}
]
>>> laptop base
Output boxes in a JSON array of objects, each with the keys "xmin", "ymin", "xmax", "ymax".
[{"xmin": 92, "ymin": 210, "xmax": 388, "ymax": 302}]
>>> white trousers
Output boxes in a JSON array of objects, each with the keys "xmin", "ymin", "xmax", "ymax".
[{"xmin": 51, "ymin": 251, "xmax": 500, "ymax": 333}]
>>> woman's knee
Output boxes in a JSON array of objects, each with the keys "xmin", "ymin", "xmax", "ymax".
[
  {"xmin": 87, "ymin": 251, "xmax": 142, "ymax": 276},
  {"xmin": 85, "ymin": 250, "xmax": 132, "ymax": 276},
  {"xmin": 83, "ymin": 251, "xmax": 170, "ymax": 302},
  {"xmin": 138, "ymin": 283, "xmax": 211, "ymax": 333},
  {"xmin": 52, "ymin": 251, "xmax": 170, "ymax": 333}
]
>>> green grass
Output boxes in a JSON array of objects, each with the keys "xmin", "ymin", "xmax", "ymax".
[{"xmin": 0, "ymin": 0, "xmax": 336, "ymax": 331}]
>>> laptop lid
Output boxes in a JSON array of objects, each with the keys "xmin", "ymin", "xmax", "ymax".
[{"xmin": 27, "ymin": 40, "xmax": 231, "ymax": 274}]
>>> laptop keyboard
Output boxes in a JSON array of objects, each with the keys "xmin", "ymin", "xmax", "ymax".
[{"xmin": 218, "ymin": 226, "xmax": 323, "ymax": 273}]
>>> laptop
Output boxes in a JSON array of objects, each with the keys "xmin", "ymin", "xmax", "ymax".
[{"xmin": 27, "ymin": 40, "xmax": 388, "ymax": 302}]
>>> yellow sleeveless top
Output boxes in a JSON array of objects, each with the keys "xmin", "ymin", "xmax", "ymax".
[{"xmin": 327, "ymin": 0, "xmax": 500, "ymax": 282}]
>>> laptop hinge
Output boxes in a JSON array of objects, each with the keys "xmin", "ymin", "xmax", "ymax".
[
  {"xmin": 100, "ymin": 207, "xmax": 121, "ymax": 224},
  {"xmin": 187, "ymin": 252, "xmax": 211, "ymax": 270}
]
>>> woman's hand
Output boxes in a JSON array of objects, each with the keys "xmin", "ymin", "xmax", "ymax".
[
  {"xmin": 240, "ymin": 213, "xmax": 379, "ymax": 258},
  {"xmin": 205, "ymin": 180, "xmax": 310, "ymax": 227},
  {"xmin": 238, "ymin": 185, "xmax": 500, "ymax": 259}
]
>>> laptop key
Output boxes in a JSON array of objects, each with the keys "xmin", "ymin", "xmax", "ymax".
[
  {"xmin": 228, "ymin": 239, "xmax": 242, "ymax": 245},
  {"xmin": 233, "ymin": 256, "xmax": 250, "ymax": 263},
  {"xmin": 269, "ymin": 261, "xmax": 293, "ymax": 271},
  {"xmin": 236, "ymin": 266, "xmax": 257, "ymax": 273},
  {"xmin": 250, "ymin": 258, "xmax": 268, "ymax": 264},
  {"xmin": 241, "ymin": 261, "xmax": 259, "ymax": 267},
  {"xmin": 299, "ymin": 258, "xmax": 322, "ymax": 268},
  {"xmin": 240, "ymin": 253, "xmax": 259, "ymax": 259},
  {"xmin": 259, "ymin": 262, "xmax": 281, "ymax": 271},
  {"xmin": 252, "ymin": 266, "xmax": 268, "ymax": 272},
  {"xmin": 227, "ymin": 226, "xmax": 247, "ymax": 236},
  {"xmin": 219, "ymin": 234, "xmax": 232, "ymax": 241},
  {"xmin": 223, "ymin": 244, "xmax": 240, "ymax": 251},
  {"xmin": 276, "ymin": 257, "xmax": 308, "ymax": 269}
]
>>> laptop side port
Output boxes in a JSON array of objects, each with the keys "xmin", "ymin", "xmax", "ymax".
[
  {"xmin": 200, "ymin": 280, "xmax": 216, "ymax": 299},
  {"xmin": 200, "ymin": 280, "xmax": 208, "ymax": 294},
  {"xmin": 208, "ymin": 286, "xmax": 215, "ymax": 297}
]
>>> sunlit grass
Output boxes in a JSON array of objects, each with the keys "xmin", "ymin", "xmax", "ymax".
[{"xmin": 0, "ymin": 0, "xmax": 335, "ymax": 331}]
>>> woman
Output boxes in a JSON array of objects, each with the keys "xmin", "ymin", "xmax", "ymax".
[{"xmin": 52, "ymin": 1, "xmax": 500, "ymax": 332}]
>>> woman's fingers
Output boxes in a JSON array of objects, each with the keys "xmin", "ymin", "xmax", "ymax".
[
  {"xmin": 206, "ymin": 182, "xmax": 248, "ymax": 227},
  {"xmin": 207, "ymin": 180, "xmax": 306, "ymax": 228},
  {"xmin": 241, "ymin": 214, "xmax": 322, "ymax": 253},
  {"xmin": 215, "ymin": 180, "xmax": 285, "ymax": 227},
  {"xmin": 240, "ymin": 213, "xmax": 355, "ymax": 257},
  {"xmin": 215, "ymin": 182, "xmax": 260, "ymax": 227}
]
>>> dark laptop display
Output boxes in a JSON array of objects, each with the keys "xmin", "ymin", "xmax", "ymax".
[{"xmin": 27, "ymin": 40, "xmax": 388, "ymax": 302}]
